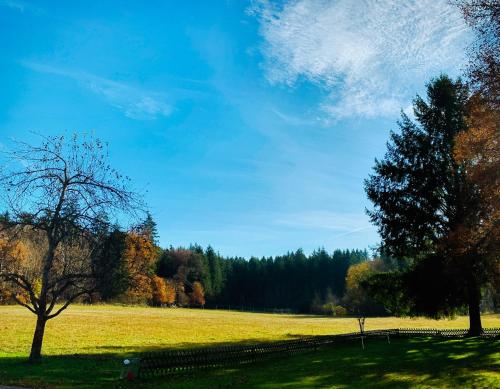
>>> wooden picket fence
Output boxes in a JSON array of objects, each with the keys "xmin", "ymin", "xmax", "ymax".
[{"xmin": 134, "ymin": 328, "xmax": 500, "ymax": 378}]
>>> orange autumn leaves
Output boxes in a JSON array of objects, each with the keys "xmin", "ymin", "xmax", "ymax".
[
  {"xmin": 0, "ymin": 238, "xmax": 29, "ymax": 269},
  {"xmin": 191, "ymin": 281, "xmax": 206, "ymax": 307},
  {"xmin": 151, "ymin": 275, "xmax": 175, "ymax": 306},
  {"xmin": 0, "ymin": 237, "xmax": 31, "ymax": 304},
  {"xmin": 454, "ymin": 96, "xmax": 499, "ymax": 211},
  {"xmin": 122, "ymin": 233, "xmax": 205, "ymax": 306},
  {"xmin": 122, "ymin": 232, "xmax": 157, "ymax": 302},
  {"xmin": 452, "ymin": 95, "xmax": 499, "ymax": 282},
  {"xmin": 1, "ymin": 230, "xmax": 206, "ymax": 307}
]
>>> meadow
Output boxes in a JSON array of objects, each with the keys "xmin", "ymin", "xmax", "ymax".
[{"xmin": 1, "ymin": 305, "xmax": 499, "ymax": 388}]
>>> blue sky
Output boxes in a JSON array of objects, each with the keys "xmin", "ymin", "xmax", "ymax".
[{"xmin": 0, "ymin": 0, "xmax": 471, "ymax": 258}]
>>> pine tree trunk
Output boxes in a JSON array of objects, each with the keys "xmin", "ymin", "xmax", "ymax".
[
  {"xmin": 29, "ymin": 314, "xmax": 47, "ymax": 363},
  {"xmin": 468, "ymin": 281, "xmax": 483, "ymax": 337}
]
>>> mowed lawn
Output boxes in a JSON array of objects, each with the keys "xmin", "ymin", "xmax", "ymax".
[{"xmin": 1, "ymin": 305, "xmax": 499, "ymax": 388}]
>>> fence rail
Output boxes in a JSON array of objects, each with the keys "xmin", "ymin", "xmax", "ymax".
[{"xmin": 135, "ymin": 328, "xmax": 500, "ymax": 378}]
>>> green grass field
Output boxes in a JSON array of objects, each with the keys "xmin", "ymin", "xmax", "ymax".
[{"xmin": 1, "ymin": 305, "xmax": 499, "ymax": 388}]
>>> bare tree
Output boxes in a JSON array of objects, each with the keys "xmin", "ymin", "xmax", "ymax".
[{"xmin": 0, "ymin": 133, "xmax": 141, "ymax": 362}]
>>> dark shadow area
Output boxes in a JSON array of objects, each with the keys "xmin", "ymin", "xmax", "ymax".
[
  {"xmin": 133, "ymin": 337, "xmax": 500, "ymax": 389},
  {"xmin": 81, "ymin": 334, "xmax": 317, "ymax": 354},
  {"xmin": 0, "ymin": 354, "xmax": 121, "ymax": 389}
]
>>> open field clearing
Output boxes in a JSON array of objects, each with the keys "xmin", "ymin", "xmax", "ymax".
[
  {"xmin": 1, "ymin": 305, "xmax": 499, "ymax": 388},
  {"xmin": 1, "ymin": 305, "xmax": 500, "ymax": 356}
]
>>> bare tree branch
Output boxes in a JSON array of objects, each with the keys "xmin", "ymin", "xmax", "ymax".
[{"xmin": 0, "ymin": 132, "xmax": 144, "ymax": 361}]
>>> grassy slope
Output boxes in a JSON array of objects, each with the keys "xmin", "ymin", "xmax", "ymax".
[{"xmin": 1, "ymin": 305, "xmax": 499, "ymax": 388}]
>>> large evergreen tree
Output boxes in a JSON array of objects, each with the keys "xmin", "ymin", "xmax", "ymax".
[
  {"xmin": 365, "ymin": 75, "xmax": 487, "ymax": 335},
  {"xmin": 206, "ymin": 246, "xmax": 223, "ymax": 298},
  {"xmin": 93, "ymin": 229, "xmax": 129, "ymax": 300},
  {"xmin": 136, "ymin": 212, "xmax": 159, "ymax": 244}
]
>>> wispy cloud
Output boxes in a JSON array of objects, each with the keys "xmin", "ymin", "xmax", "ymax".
[
  {"xmin": 0, "ymin": 0, "xmax": 27, "ymax": 11},
  {"xmin": 249, "ymin": 0, "xmax": 471, "ymax": 119},
  {"xmin": 275, "ymin": 211, "xmax": 371, "ymax": 233},
  {"xmin": 271, "ymin": 107, "xmax": 317, "ymax": 127},
  {"xmin": 22, "ymin": 62, "xmax": 172, "ymax": 120},
  {"xmin": 0, "ymin": 0, "xmax": 43, "ymax": 13}
]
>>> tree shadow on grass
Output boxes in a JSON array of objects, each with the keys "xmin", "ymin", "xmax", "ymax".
[
  {"xmin": 267, "ymin": 337, "xmax": 499, "ymax": 388},
  {"xmin": 1, "ymin": 337, "xmax": 498, "ymax": 389},
  {"xmin": 81, "ymin": 334, "xmax": 317, "ymax": 354},
  {"xmin": 134, "ymin": 337, "xmax": 499, "ymax": 389},
  {"xmin": 0, "ymin": 354, "xmax": 122, "ymax": 389}
]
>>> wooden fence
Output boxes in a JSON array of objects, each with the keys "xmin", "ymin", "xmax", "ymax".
[{"xmin": 134, "ymin": 328, "xmax": 500, "ymax": 378}]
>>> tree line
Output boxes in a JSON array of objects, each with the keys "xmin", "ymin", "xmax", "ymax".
[
  {"xmin": 71, "ymin": 211, "xmax": 378, "ymax": 314},
  {"xmin": 1, "ymin": 210, "xmax": 390, "ymax": 322},
  {"xmin": 151, "ymin": 240, "xmax": 372, "ymax": 314},
  {"xmin": 0, "ymin": 208, "xmax": 378, "ymax": 315}
]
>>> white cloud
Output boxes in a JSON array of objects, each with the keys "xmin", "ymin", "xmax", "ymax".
[
  {"xmin": 250, "ymin": 0, "xmax": 471, "ymax": 119},
  {"xmin": 22, "ymin": 62, "xmax": 172, "ymax": 120}
]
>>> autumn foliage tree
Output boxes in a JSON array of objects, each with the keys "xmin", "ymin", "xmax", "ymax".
[
  {"xmin": 343, "ymin": 260, "xmax": 386, "ymax": 316},
  {"xmin": 453, "ymin": 94, "xmax": 499, "ymax": 299},
  {"xmin": 150, "ymin": 275, "xmax": 175, "ymax": 306},
  {"xmin": 122, "ymin": 232, "xmax": 157, "ymax": 303},
  {"xmin": 344, "ymin": 262, "xmax": 372, "ymax": 315},
  {"xmin": 164, "ymin": 279, "xmax": 176, "ymax": 305},
  {"xmin": 456, "ymin": 0, "xmax": 499, "ymax": 109},
  {"xmin": 191, "ymin": 281, "xmax": 205, "ymax": 307},
  {"xmin": 0, "ymin": 236, "xmax": 31, "ymax": 304},
  {"xmin": 156, "ymin": 248, "xmax": 208, "ymax": 306},
  {"xmin": 151, "ymin": 275, "xmax": 169, "ymax": 306}
]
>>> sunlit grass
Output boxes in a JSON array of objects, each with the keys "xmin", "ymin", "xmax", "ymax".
[
  {"xmin": 1, "ymin": 305, "xmax": 499, "ymax": 388},
  {"xmin": 1, "ymin": 304, "xmax": 499, "ymax": 357}
]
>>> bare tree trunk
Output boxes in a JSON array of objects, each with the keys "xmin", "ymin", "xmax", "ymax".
[
  {"xmin": 468, "ymin": 281, "xmax": 483, "ymax": 336},
  {"xmin": 29, "ymin": 314, "xmax": 46, "ymax": 363}
]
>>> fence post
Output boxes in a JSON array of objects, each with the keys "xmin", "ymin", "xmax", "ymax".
[{"xmin": 358, "ymin": 317, "xmax": 366, "ymax": 350}]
